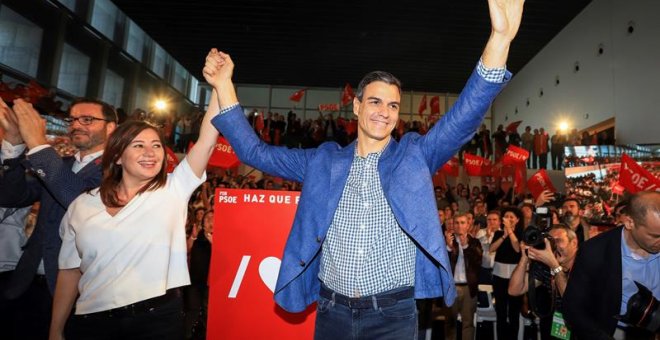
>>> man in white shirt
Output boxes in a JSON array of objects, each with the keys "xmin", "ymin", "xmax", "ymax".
[{"xmin": 0, "ymin": 97, "xmax": 117, "ymax": 339}]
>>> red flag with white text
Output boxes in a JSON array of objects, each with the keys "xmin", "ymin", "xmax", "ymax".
[
  {"xmin": 464, "ymin": 153, "xmax": 492, "ymax": 177},
  {"xmin": 502, "ymin": 145, "xmax": 530, "ymax": 165},
  {"xmin": 526, "ymin": 169, "xmax": 556, "ymax": 199},
  {"xmin": 208, "ymin": 136, "xmax": 241, "ymax": 168},
  {"xmin": 618, "ymin": 154, "xmax": 660, "ymax": 193}
]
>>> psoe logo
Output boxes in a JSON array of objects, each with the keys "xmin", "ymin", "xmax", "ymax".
[{"xmin": 218, "ymin": 191, "xmax": 238, "ymax": 204}]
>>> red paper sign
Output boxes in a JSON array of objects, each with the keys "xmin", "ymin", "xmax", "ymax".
[
  {"xmin": 209, "ymin": 189, "xmax": 315, "ymax": 339},
  {"xmin": 208, "ymin": 136, "xmax": 240, "ymax": 168},
  {"xmin": 502, "ymin": 145, "xmax": 530, "ymax": 165},
  {"xmin": 463, "ymin": 153, "xmax": 491, "ymax": 177},
  {"xmin": 618, "ymin": 154, "xmax": 660, "ymax": 193},
  {"xmin": 526, "ymin": 169, "xmax": 556, "ymax": 199}
]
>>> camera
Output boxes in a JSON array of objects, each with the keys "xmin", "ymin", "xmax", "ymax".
[
  {"xmin": 522, "ymin": 225, "xmax": 556, "ymax": 251},
  {"xmin": 618, "ymin": 281, "xmax": 660, "ymax": 333}
]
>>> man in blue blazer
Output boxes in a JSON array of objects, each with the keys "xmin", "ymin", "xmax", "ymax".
[
  {"xmin": 204, "ymin": 1, "xmax": 523, "ymax": 337},
  {"xmin": 0, "ymin": 97, "xmax": 117, "ymax": 339}
]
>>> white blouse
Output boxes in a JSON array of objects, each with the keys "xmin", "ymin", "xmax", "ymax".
[{"xmin": 59, "ymin": 158, "xmax": 206, "ymax": 314}]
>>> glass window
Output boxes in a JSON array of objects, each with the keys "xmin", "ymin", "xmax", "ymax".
[
  {"xmin": 57, "ymin": 44, "xmax": 90, "ymax": 97},
  {"xmin": 58, "ymin": 0, "xmax": 77, "ymax": 12},
  {"xmin": 102, "ymin": 69, "xmax": 124, "ymax": 108},
  {"xmin": 189, "ymin": 77, "xmax": 199, "ymax": 103},
  {"xmin": 172, "ymin": 61, "xmax": 188, "ymax": 93},
  {"xmin": 125, "ymin": 20, "xmax": 146, "ymax": 61},
  {"xmin": 0, "ymin": 6, "xmax": 43, "ymax": 77},
  {"xmin": 90, "ymin": 0, "xmax": 118, "ymax": 40},
  {"xmin": 150, "ymin": 43, "xmax": 167, "ymax": 78}
]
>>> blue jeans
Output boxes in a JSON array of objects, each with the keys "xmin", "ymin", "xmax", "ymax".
[{"xmin": 314, "ymin": 285, "xmax": 418, "ymax": 340}]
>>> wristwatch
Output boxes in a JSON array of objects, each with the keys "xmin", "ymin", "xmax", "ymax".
[{"xmin": 550, "ymin": 266, "xmax": 563, "ymax": 276}]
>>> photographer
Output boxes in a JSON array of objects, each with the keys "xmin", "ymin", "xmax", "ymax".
[
  {"xmin": 564, "ymin": 191, "xmax": 660, "ymax": 339},
  {"xmin": 509, "ymin": 224, "xmax": 579, "ymax": 340}
]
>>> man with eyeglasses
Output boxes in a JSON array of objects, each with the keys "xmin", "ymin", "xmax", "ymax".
[{"xmin": 0, "ymin": 97, "xmax": 116, "ymax": 339}]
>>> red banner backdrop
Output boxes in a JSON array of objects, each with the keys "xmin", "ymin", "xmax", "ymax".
[
  {"xmin": 526, "ymin": 169, "xmax": 556, "ymax": 199},
  {"xmin": 619, "ymin": 153, "xmax": 660, "ymax": 193},
  {"xmin": 209, "ymin": 189, "xmax": 315, "ymax": 339}
]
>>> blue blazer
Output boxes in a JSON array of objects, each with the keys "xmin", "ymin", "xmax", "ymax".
[
  {"xmin": 0, "ymin": 147, "xmax": 103, "ymax": 297},
  {"xmin": 212, "ymin": 69, "xmax": 508, "ymax": 312}
]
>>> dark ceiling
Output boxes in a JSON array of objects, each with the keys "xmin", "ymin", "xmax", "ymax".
[{"xmin": 112, "ymin": 0, "xmax": 592, "ymax": 93}]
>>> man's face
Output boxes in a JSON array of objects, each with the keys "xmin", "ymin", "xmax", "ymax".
[
  {"xmin": 454, "ymin": 216, "xmax": 469, "ymax": 236},
  {"xmin": 562, "ymin": 201, "xmax": 580, "ymax": 218},
  {"xmin": 438, "ymin": 210, "xmax": 445, "ymax": 222},
  {"xmin": 466, "ymin": 213, "xmax": 474, "ymax": 226},
  {"xmin": 476, "ymin": 202, "xmax": 486, "ymax": 215},
  {"xmin": 353, "ymin": 81, "xmax": 400, "ymax": 146},
  {"xmin": 68, "ymin": 103, "xmax": 115, "ymax": 153},
  {"xmin": 549, "ymin": 228, "xmax": 578, "ymax": 266},
  {"xmin": 487, "ymin": 213, "xmax": 501, "ymax": 230},
  {"xmin": 445, "ymin": 218, "xmax": 455, "ymax": 233},
  {"xmin": 625, "ymin": 211, "xmax": 660, "ymax": 255}
]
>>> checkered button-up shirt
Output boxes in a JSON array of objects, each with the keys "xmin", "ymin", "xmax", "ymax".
[{"xmin": 318, "ymin": 149, "xmax": 416, "ymax": 297}]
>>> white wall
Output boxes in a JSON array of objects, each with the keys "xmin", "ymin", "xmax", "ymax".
[{"xmin": 492, "ymin": 0, "xmax": 660, "ymax": 144}]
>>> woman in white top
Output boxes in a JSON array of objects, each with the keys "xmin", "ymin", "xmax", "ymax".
[{"xmin": 49, "ymin": 53, "xmax": 230, "ymax": 339}]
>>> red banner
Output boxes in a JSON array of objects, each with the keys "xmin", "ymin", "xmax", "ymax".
[
  {"xmin": 514, "ymin": 163, "xmax": 527, "ymax": 195},
  {"xmin": 430, "ymin": 96, "xmax": 440, "ymax": 115},
  {"xmin": 502, "ymin": 145, "xmax": 530, "ymax": 165},
  {"xmin": 208, "ymin": 136, "xmax": 240, "ymax": 168},
  {"xmin": 418, "ymin": 94, "xmax": 427, "ymax": 117},
  {"xmin": 164, "ymin": 146, "xmax": 179, "ymax": 173},
  {"xmin": 526, "ymin": 169, "xmax": 556, "ymax": 199},
  {"xmin": 209, "ymin": 189, "xmax": 315, "ymax": 339},
  {"xmin": 341, "ymin": 83, "xmax": 355, "ymax": 106},
  {"xmin": 318, "ymin": 103, "xmax": 340, "ymax": 112},
  {"xmin": 441, "ymin": 156, "xmax": 459, "ymax": 177},
  {"xmin": 618, "ymin": 153, "xmax": 660, "ymax": 193},
  {"xmin": 289, "ymin": 89, "xmax": 306, "ymax": 102},
  {"xmin": 464, "ymin": 153, "xmax": 491, "ymax": 177}
]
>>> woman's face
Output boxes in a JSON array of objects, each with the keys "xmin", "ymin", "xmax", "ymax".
[
  {"xmin": 503, "ymin": 211, "xmax": 519, "ymax": 228},
  {"xmin": 117, "ymin": 128, "xmax": 164, "ymax": 184},
  {"xmin": 203, "ymin": 212, "xmax": 214, "ymax": 234}
]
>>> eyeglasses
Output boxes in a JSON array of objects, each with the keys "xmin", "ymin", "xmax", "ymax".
[{"xmin": 63, "ymin": 116, "xmax": 113, "ymax": 126}]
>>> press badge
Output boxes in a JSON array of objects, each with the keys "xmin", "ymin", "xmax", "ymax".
[{"xmin": 551, "ymin": 311, "xmax": 571, "ymax": 339}]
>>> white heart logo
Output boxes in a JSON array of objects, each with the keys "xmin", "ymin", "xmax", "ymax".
[{"xmin": 258, "ymin": 256, "xmax": 281, "ymax": 293}]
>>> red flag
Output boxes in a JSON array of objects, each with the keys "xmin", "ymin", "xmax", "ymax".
[
  {"xmin": 341, "ymin": 83, "xmax": 355, "ymax": 106},
  {"xmin": 208, "ymin": 136, "xmax": 241, "ymax": 168},
  {"xmin": 345, "ymin": 119, "xmax": 358, "ymax": 136},
  {"xmin": 441, "ymin": 156, "xmax": 460, "ymax": 177},
  {"xmin": 514, "ymin": 163, "xmax": 527, "ymax": 194},
  {"xmin": 165, "ymin": 146, "xmax": 179, "ymax": 173},
  {"xmin": 502, "ymin": 145, "xmax": 530, "ymax": 165},
  {"xmin": 618, "ymin": 153, "xmax": 660, "ymax": 193},
  {"xmin": 505, "ymin": 120, "xmax": 522, "ymax": 133},
  {"xmin": 526, "ymin": 169, "xmax": 557, "ymax": 199},
  {"xmin": 289, "ymin": 89, "xmax": 305, "ymax": 102},
  {"xmin": 464, "ymin": 153, "xmax": 492, "ymax": 177},
  {"xmin": 418, "ymin": 94, "xmax": 427, "ymax": 118},
  {"xmin": 430, "ymin": 96, "xmax": 440, "ymax": 115},
  {"xmin": 255, "ymin": 112, "xmax": 265, "ymax": 131}
]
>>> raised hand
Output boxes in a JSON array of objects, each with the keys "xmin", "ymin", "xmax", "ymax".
[
  {"xmin": 12, "ymin": 99, "xmax": 48, "ymax": 149},
  {"xmin": 0, "ymin": 98, "xmax": 22, "ymax": 145},
  {"xmin": 202, "ymin": 48, "xmax": 235, "ymax": 89},
  {"xmin": 488, "ymin": 0, "xmax": 525, "ymax": 41}
]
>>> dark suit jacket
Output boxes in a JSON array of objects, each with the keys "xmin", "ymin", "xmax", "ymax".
[
  {"xmin": 0, "ymin": 147, "xmax": 103, "ymax": 297},
  {"xmin": 448, "ymin": 235, "xmax": 482, "ymax": 297},
  {"xmin": 563, "ymin": 227, "xmax": 622, "ymax": 340}
]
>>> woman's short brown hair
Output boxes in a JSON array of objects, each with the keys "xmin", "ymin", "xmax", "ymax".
[{"xmin": 99, "ymin": 120, "xmax": 167, "ymax": 207}]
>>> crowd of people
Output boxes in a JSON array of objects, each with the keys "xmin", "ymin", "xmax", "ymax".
[{"xmin": 1, "ymin": 1, "xmax": 658, "ymax": 340}]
